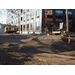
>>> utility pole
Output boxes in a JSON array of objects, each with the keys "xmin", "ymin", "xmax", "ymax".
[{"xmin": 66, "ymin": 9, "xmax": 69, "ymax": 34}]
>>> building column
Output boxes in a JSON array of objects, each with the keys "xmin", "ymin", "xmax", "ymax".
[
  {"xmin": 34, "ymin": 10, "xmax": 36, "ymax": 32},
  {"xmin": 42, "ymin": 9, "xmax": 45, "ymax": 33},
  {"xmin": 63, "ymin": 9, "xmax": 66, "ymax": 30},
  {"xmin": 72, "ymin": 10, "xmax": 74, "ymax": 32},
  {"xmin": 29, "ymin": 15, "xmax": 31, "ymax": 33},
  {"xmin": 53, "ymin": 9, "xmax": 56, "ymax": 25}
]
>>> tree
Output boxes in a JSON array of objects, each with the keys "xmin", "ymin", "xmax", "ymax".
[
  {"xmin": 66, "ymin": 9, "xmax": 69, "ymax": 34},
  {"xmin": 7, "ymin": 9, "xmax": 21, "ymax": 33}
]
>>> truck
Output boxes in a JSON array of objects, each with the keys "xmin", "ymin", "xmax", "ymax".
[{"xmin": 4, "ymin": 23, "xmax": 18, "ymax": 33}]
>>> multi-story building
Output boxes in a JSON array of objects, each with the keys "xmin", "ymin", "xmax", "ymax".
[
  {"xmin": 7, "ymin": 9, "xmax": 44, "ymax": 34},
  {"xmin": 7, "ymin": 9, "xmax": 75, "ymax": 34},
  {"xmin": 45, "ymin": 9, "xmax": 75, "ymax": 32}
]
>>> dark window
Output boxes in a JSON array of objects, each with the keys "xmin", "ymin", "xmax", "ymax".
[
  {"xmin": 11, "ymin": 21, "xmax": 13, "ymax": 24},
  {"xmin": 17, "ymin": 28, "xmax": 18, "ymax": 30},
  {"xmin": 69, "ymin": 16, "xmax": 72, "ymax": 19},
  {"xmin": 23, "ymin": 25, "xmax": 25, "ymax": 31},
  {"xmin": 21, "ymin": 25, "xmax": 22, "ymax": 31},
  {"xmin": 6, "ymin": 28, "xmax": 8, "ymax": 30},
  {"xmin": 69, "ymin": 23, "xmax": 72, "ymax": 28},
  {"xmin": 27, "ymin": 24, "xmax": 29, "ymax": 30},
  {"xmin": 47, "ymin": 15, "xmax": 53, "ymax": 18},
  {"xmin": 56, "ymin": 16, "xmax": 63, "ymax": 19},
  {"xmin": 21, "ymin": 17, "xmax": 22, "ymax": 21},
  {"xmin": 11, "ymin": 16, "xmax": 13, "ymax": 18},
  {"xmin": 21, "ymin": 9, "xmax": 22, "ymax": 13},
  {"xmin": 55, "ymin": 10, "xmax": 63, "ymax": 19},
  {"xmin": 65, "ymin": 16, "xmax": 72, "ymax": 19}
]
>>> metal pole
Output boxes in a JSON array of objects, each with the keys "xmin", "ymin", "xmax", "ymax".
[{"xmin": 66, "ymin": 9, "xmax": 69, "ymax": 34}]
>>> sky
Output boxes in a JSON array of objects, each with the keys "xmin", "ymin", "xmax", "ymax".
[{"xmin": 0, "ymin": 9, "xmax": 7, "ymax": 24}]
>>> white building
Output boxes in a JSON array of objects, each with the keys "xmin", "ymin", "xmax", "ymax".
[{"xmin": 7, "ymin": 9, "xmax": 44, "ymax": 34}]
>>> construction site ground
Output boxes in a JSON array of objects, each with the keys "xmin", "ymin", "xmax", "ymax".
[{"xmin": 0, "ymin": 33, "xmax": 75, "ymax": 65}]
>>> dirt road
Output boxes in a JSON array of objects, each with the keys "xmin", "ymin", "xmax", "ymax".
[{"xmin": 0, "ymin": 34, "xmax": 75, "ymax": 65}]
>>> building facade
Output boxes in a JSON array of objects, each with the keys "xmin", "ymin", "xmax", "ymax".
[
  {"xmin": 45, "ymin": 9, "xmax": 75, "ymax": 32},
  {"xmin": 7, "ymin": 9, "xmax": 75, "ymax": 34},
  {"xmin": 7, "ymin": 9, "xmax": 44, "ymax": 34}
]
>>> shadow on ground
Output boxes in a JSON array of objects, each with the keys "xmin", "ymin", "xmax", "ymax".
[
  {"xmin": 32, "ymin": 38, "xmax": 75, "ymax": 55},
  {"xmin": 0, "ymin": 44, "xmax": 50, "ymax": 65},
  {"xmin": 0, "ymin": 34, "xmax": 75, "ymax": 65},
  {"xmin": 0, "ymin": 34, "xmax": 39, "ymax": 44}
]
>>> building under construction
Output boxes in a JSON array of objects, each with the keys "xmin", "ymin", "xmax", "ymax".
[{"xmin": 7, "ymin": 9, "xmax": 75, "ymax": 34}]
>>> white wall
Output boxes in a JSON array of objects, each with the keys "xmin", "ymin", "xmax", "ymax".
[{"xmin": 7, "ymin": 9, "xmax": 43, "ymax": 34}]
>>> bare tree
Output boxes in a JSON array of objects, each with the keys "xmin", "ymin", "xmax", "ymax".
[{"xmin": 7, "ymin": 9, "xmax": 21, "ymax": 33}]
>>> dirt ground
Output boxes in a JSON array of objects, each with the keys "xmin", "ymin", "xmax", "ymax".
[{"xmin": 0, "ymin": 33, "xmax": 75, "ymax": 65}]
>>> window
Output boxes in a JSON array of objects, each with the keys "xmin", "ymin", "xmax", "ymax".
[
  {"xmin": 55, "ymin": 10, "xmax": 63, "ymax": 19},
  {"xmin": 11, "ymin": 10, "xmax": 13, "ymax": 13},
  {"xmin": 6, "ymin": 28, "xmax": 8, "ymax": 30},
  {"xmin": 21, "ymin": 25, "xmax": 22, "ymax": 31},
  {"xmin": 68, "ymin": 11, "xmax": 72, "ymax": 15},
  {"xmin": 11, "ymin": 21, "xmax": 13, "ymax": 24},
  {"xmin": 14, "ymin": 20, "xmax": 15, "ymax": 24},
  {"xmin": 23, "ymin": 25, "xmax": 25, "ymax": 31},
  {"xmin": 47, "ymin": 15, "xmax": 53, "ymax": 18},
  {"xmin": 23, "ymin": 15, "xmax": 26, "ymax": 22},
  {"xmin": 56, "ymin": 16, "xmax": 63, "ymax": 19},
  {"xmin": 45, "ymin": 9, "xmax": 53, "ymax": 15},
  {"xmin": 45, "ymin": 9, "xmax": 53, "ymax": 18},
  {"xmin": 21, "ymin": 9, "xmax": 22, "ymax": 13},
  {"xmin": 27, "ymin": 15, "xmax": 29, "ymax": 21},
  {"xmin": 16, "ymin": 18, "xmax": 18, "ymax": 23},
  {"xmin": 31, "ymin": 23, "xmax": 34, "ymax": 30},
  {"xmin": 55, "ymin": 10, "xmax": 63, "ymax": 15},
  {"xmin": 27, "ymin": 24, "xmax": 29, "ymax": 30},
  {"xmin": 21, "ymin": 17, "xmax": 22, "ymax": 21},
  {"xmin": 36, "ymin": 10, "xmax": 40, "ymax": 18},
  {"xmin": 65, "ymin": 11, "xmax": 72, "ymax": 15},
  {"xmin": 23, "ymin": 9, "xmax": 26, "ymax": 14},
  {"xmin": 31, "ymin": 13, "xmax": 34, "ymax": 20},
  {"xmin": 11, "ymin": 16, "xmax": 13, "ymax": 18},
  {"xmin": 69, "ymin": 23, "xmax": 72, "ymax": 28},
  {"xmin": 36, "ymin": 22, "xmax": 40, "ymax": 30},
  {"xmin": 66, "ymin": 11, "xmax": 72, "ymax": 19},
  {"xmin": 69, "ymin": 16, "xmax": 72, "ymax": 19}
]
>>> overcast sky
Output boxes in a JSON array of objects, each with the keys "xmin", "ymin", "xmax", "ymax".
[{"xmin": 0, "ymin": 9, "xmax": 7, "ymax": 24}]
